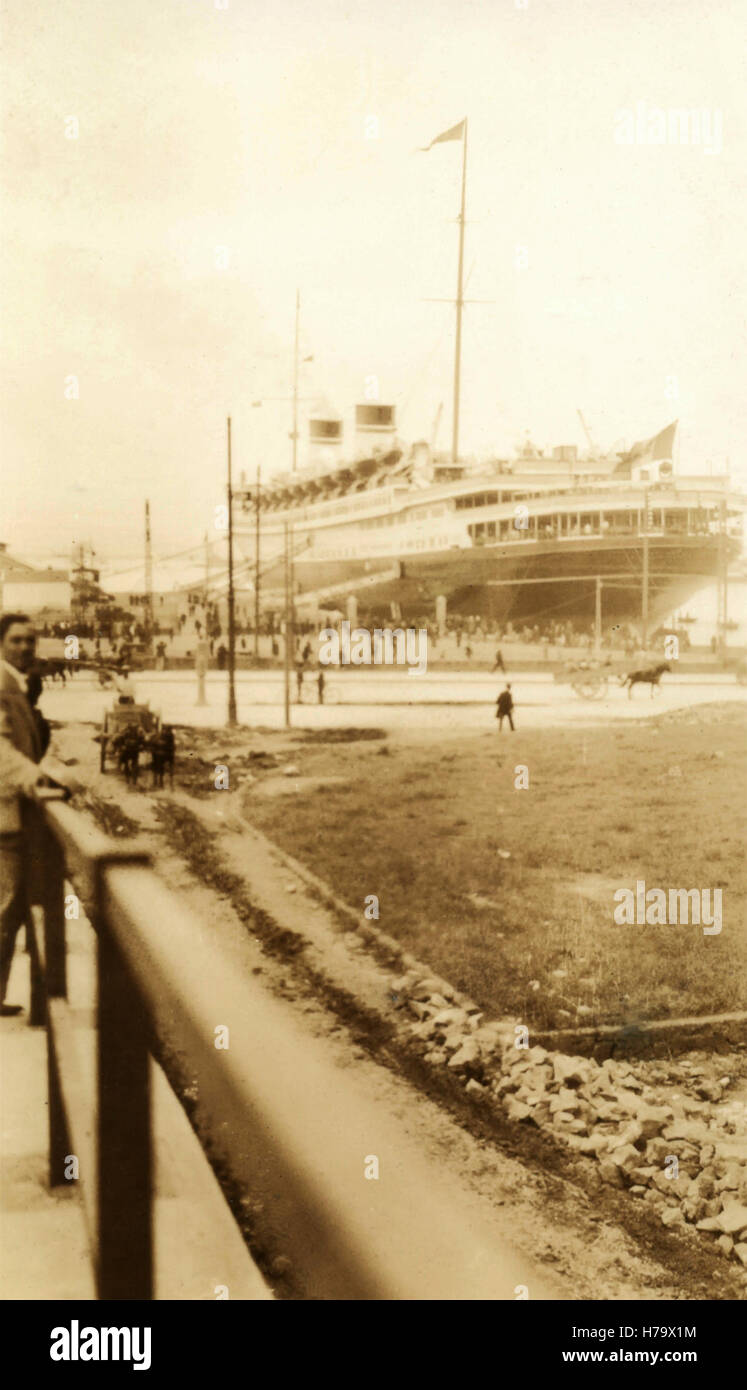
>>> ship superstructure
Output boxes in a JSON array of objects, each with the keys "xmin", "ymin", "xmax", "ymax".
[{"xmin": 236, "ymin": 415, "xmax": 743, "ymax": 630}]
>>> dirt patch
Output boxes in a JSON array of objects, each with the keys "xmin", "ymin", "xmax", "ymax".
[
  {"xmin": 251, "ymin": 775, "xmax": 349, "ymax": 799},
  {"xmin": 291, "ymin": 727, "xmax": 387, "ymax": 744},
  {"xmin": 77, "ymin": 790, "xmax": 141, "ymax": 839}
]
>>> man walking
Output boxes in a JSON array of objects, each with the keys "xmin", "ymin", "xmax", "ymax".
[
  {"xmin": 495, "ymin": 683, "xmax": 515, "ymax": 732},
  {"xmin": 0, "ymin": 613, "xmax": 69, "ymax": 1015}
]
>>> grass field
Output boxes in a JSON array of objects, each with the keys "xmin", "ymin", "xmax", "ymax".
[{"xmin": 242, "ymin": 704, "xmax": 747, "ymax": 1030}]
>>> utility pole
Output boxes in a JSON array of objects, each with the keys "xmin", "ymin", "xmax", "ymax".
[
  {"xmin": 452, "ymin": 120, "xmax": 468, "ymax": 466},
  {"xmin": 594, "ymin": 576, "xmax": 602, "ymax": 656},
  {"xmin": 203, "ymin": 532, "xmax": 209, "ymax": 604},
  {"xmin": 292, "ymin": 289, "xmax": 300, "ymax": 473},
  {"xmin": 195, "ymin": 639, "xmax": 208, "ymax": 707},
  {"xmin": 227, "ymin": 416, "xmax": 237, "ymax": 726},
  {"xmin": 290, "ymin": 526, "xmax": 296, "ymax": 666},
  {"xmin": 254, "ymin": 465, "xmax": 261, "ymax": 658},
  {"xmin": 641, "ymin": 487, "xmax": 650, "ymax": 653},
  {"xmin": 283, "ymin": 521, "xmax": 292, "ymax": 728},
  {"xmin": 717, "ymin": 496, "xmax": 728, "ymax": 663},
  {"xmin": 144, "ymin": 500, "xmax": 154, "ymax": 653}
]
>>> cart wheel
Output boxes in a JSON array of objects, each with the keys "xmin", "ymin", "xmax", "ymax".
[
  {"xmin": 572, "ymin": 679, "xmax": 602, "ymax": 700},
  {"xmin": 581, "ymin": 680, "xmax": 606, "ymax": 700}
]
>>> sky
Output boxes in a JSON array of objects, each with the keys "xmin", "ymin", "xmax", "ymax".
[{"xmin": 1, "ymin": 0, "xmax": 745, "ymax": 569}]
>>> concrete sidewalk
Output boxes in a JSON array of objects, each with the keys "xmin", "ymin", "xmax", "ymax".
[
  {"xmin": 1, "ymin": 921, "xmax": 271, "ymax": 1301},
  {"xmin": 0, "ymin": 951, "xmax": 94, "ymax": 1300}
]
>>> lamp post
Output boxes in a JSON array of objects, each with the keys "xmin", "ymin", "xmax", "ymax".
[
  {"xmin": 283, "ymin": 522, "xmax": 292, "ymax": 729},
  {"xmin": 195, "ymin": 638, "xmax": 209, "ymax": 707},
  {"xmin": 227, "ymin": 416, "xmax": 237, "ymax": 727},
  {"xmin": 641, "ymin": 487, "xmax": 650, "ymax": 654},
  {"xmin": 254, "ymin": 464, "xmax": 261, "ymax": 659}
]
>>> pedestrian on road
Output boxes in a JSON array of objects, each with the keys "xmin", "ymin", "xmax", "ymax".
[
  {"xmin": 317, "ymin": 668, "xmax": 325, "ymax": 704},
  {"xmin": 115, "ymin": 668, "xmax": 136, "ymax": 705},
  {"xmin": 296, "ymin": 663, "xmax": 304, "ymax": 701},
  {"xmin": 495, "ymin": 683, "xmax": 515, "ymax": 732},
  {"xmin": 493, "ymin": 649, "xmax": 505, "ymax": 673}
]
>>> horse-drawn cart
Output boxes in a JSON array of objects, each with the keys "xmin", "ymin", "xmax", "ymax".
[
  {"xmin": 99, "ymin": 702, "xmax": 161, "ymax": 773},
  {"xmin": 553, "ymin": 659, "xmax": 611, "ymax": 700}
]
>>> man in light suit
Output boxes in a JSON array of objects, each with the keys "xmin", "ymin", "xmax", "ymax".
[{"xmin": 0, "ymin": 613, "xmax": 70, "ymax": 1015}]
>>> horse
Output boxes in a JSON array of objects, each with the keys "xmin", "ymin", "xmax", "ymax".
[
  {"xmin": 148, "ymin": 726, "xmax": 175, "ymax": 789},
  {"xmin": 33, "ymin": 657, "xmax": 67, "ymax": 685},
  {"xmin": 112, "ymin": 725, "xmax": 146, "ymax": 785},
  {"xmin": 619, "ymin": 661, "xmax": 671, "ymax": 698}
]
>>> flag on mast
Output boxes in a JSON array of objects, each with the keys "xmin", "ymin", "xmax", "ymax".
[
  {"xmin": 420, "ymin": 119, "xmax": 465, "ymax": 151},
  {"xmin": 615, "ymin": 420, "xmax": 678, "ymax": 475}
]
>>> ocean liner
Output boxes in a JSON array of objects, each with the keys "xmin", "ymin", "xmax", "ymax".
[
  {"xmin": 237, "ymin": 414, "xmax": 742, "ymax": 631},
  {"xmin": 235, "ymin": 120, "xmax": 743, "ymax": 632}
]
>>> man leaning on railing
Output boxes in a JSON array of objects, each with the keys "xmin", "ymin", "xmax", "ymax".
[{"xmin": 0, "ymin": 612, "xmax": 81, "ymax": 1017}]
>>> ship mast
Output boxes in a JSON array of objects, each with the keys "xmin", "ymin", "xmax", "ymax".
[
  {"xmin": 292, "ymin": 288, "xmax": 300, "ymax": 473},
  {"xmin": 452, "ymin": 119, "xmax": 468, "ymax": 465},
  {"xmin": 143, "ymin": 499, "xmax": 153, "ymax": 651}
]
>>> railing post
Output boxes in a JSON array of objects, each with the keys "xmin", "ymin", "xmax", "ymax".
[
  {"xmin": 95, "ymin": 857, "xmax": 153, "ymax": 1300},
  {"xmin": 37, "ymin": 798, "xmax": 71, "ymax": 1185},
  {"xmin": 26, "ymin": 914, "xmax": 45, "ymax": 1027}
]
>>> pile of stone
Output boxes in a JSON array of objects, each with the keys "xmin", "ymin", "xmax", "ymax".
[{"xmin": 391, "ymin": 969, "xmax": 747, "ymax": 1270}]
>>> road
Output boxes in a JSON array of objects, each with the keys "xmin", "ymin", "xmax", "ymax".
[{"xmin": 40, "ymin": 668, "xmax": 747, "ymax": 734}]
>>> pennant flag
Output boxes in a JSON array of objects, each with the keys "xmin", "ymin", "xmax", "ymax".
[{"xmin": 420, "ymin": 119, "xmax": 465, "ymax": 151}]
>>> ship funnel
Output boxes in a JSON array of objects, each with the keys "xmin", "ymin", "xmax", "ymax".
[
  {"xmin": 355, "ymin": 403, "xmax": 396, "ymax": 457},
  {"xmin": 552, "ymin": 444, "xmax": 578, "ymax": 464},
  {"xmin": 309, "ymin": 417, "xmax": 343, "ymax": 471}
]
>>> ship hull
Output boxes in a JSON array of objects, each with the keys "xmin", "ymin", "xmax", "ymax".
[{"xmin": 259, "ymin": 533, "xmax": 736, "ymax": 627}]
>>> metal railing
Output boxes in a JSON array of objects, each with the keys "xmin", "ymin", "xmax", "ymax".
[
  {"xmin": 23, "ymin": 788, "xmax": 514, "ymax": 1301},
  {"xmin": 28, "ymin": 788, "xmax": 155, "ymax": 1298}
]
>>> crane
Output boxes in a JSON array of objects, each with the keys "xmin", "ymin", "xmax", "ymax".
[
  {"xmin": 430, "ymin": 401, "xmax": 443, "ymax": 453},
  {"xmin": 577, "ymin": 409, "xmax": 598, "ymax": 454}
]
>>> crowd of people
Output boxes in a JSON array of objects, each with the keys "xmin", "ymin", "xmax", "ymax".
[
  {"xmin": 422, "ymin": 615, "xmax": 644, "ymax": 656},
  {"xmin": 36, "ymin": 591, "xmax": 693, "ymax": 678}
]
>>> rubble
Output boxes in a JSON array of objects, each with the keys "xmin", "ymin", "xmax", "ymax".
[
  {"xmin": 447, "ymin": 1038, "xmax": 481, "ymax": 1073},
  {"xmin": 390, "ymin": 967, "xmax": 747, "ymax": 1271},
  {"xmin": 716, "ymin": 1202, "xmax": 747, "ymax": 1237},
  {"xmin": 660, "ymin": 1208, "xmax": 686, "ymax": 1229}
]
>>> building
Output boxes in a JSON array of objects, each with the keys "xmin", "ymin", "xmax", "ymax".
[{"xmin": 0, "ymin": 544, "xmax": 71, "ymax": 616}]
